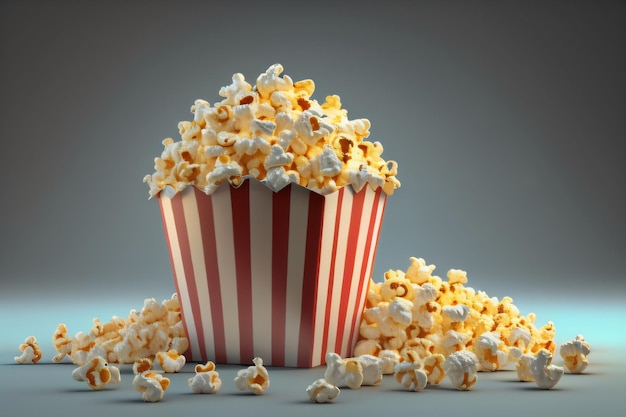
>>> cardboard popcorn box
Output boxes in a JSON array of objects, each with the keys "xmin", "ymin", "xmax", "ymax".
[{"xmin": 158, "ymin": 179, "xmax": 387, "ymax": 367}]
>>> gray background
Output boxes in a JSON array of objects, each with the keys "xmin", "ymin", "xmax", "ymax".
[
  {"xmin": 1, "ymin": 0, "xmax": 624, "ymax": 301},
  {"xmin": 1, "ymin": 1, "xmax": 625, "ymax": 416}
]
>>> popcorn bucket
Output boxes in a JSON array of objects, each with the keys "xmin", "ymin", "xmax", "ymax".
[{"xmin": 158, "ymin": 179, "xmax": 387, "ymax": 367}]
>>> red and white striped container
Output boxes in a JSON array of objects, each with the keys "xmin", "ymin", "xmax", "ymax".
[{"xmin": 158, "ymin": 178, "xmax": 387, "ymax": 367}]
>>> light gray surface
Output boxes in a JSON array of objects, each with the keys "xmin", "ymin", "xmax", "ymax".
[{"xmin": 1, "ymin": 344, "xmax": 624, "ymax": 417}]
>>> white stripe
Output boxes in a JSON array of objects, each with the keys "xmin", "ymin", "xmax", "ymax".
[
  {"xmin": 211, "ymin": 184, "xmax": 240, "ymax": 364},
  {"xmin": 160, "ymin": 193, "xmax": 201, "ymax": 361},
  {"xmin": 182, "ymin": 190, "xmax": 215, "ymax": 361},
  {"xmin": 311, "ymin": 191, "xmax": 339, "ymax": 364},
  {"xmin": 248, "ymin": 180, "xmax": 273, "ymax": 361},
  {"xmin": 326, "ymin": 189, "xmax": 352, "ymax": 356},
  {"xmin": 340, "ymin": 187, "xmax": 375, "ymax": 356},
  {"xmin": 283, "ymin": 186, "xmax": 309, "ymax": 366}
]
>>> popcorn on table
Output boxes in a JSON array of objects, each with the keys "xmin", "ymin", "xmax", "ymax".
[
  {"xmin": 52, "ymin": 294, "xmax": 188, "ymax": 365},
  {"xmin": 354, "ymin": 256, "xmax": 558, "ymax": 380},
  {"xmin": 442, "ymin": 350, "xmax": 479, "ymax": 391},
  {"xmin": 155, "ymin": 349, "xmax": 186, "ymax": 373},
  {"xmin": 72, "ymin": 347, "xmax": 121, "ymax": 390},
  {"xmin": 14, "ymin": 336, "xmax": 42, "ymax": 364},
  {"xmin": 188, "ymin": 361, "xmax": 222, "ymax": 394},
  {"xmin": 530, "ymin": 349, "xmax": 563, "ymax": 390},
  {"xmin": 234, "ymin": 357, "xmax": 270, "ymax": 395},
  {"xmin": 394, "ymin": 352, "xmax": 428, "ymax": 392},
  {"xmin": 324, "ymin": 352, "xmax": 383, "ymax": 389},
  {"xmin": 559, "ymin": 334, "xmax": 590, "ymax": 374},
  {"xmin": 132, "ymin": 358, "xmax": 170, "ymax": 402},
  {"xmin": 306, "ymin": 379, "xmax": 340, "ymax": 403},
  {"xmin": 144, "ymin": 63, "xmax": 400, "ymax": 198}
]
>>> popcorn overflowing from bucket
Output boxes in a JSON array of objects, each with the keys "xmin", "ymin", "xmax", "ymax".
[{"xmin": 143, "ymin": 63, "xmax": 400, "ymax": 198}]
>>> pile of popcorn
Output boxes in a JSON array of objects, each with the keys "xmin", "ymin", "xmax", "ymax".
[
  {"xmin": 355, "ymin": 257, "xmax": 557, "ymax": 367},
  {"xmin": 50, "ymin": 294, "xmax": 188, "ymax": 365},
  {"xmin": 143, "ymin": 64, "xmax": 401, "ymax": 197}
]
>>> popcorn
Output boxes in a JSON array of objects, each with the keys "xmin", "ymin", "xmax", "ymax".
[
  {"xmin": 155, "ymin": 349, "xmax": 186, "ymax": 373},
  {"xmin": 144, "ymin": 64, "xmax": 400, "ymax": 198},
  {"xmin": 188, "ymin": 361, "xmax": 222, "ymax": 394},
  {"xmin": 422, "ymin": 353, "xmax": 446, "ymax": 386},
  {"xmin": 234, "ymin": 357, "xmax": 270, "ymax": 395},
  {"xmin": 72, "ymin": 349, "xmax": 121, "ymax": 390},
  {"xmin": 443, "ymin": 350, "xmax": 479, "ymax": 391},
  {"xmin": 559, "ymin": 334, "xmax": 590, "ymax": 374},
  {"xmin": 355, "ymin": 257, "xmax": 557, "ymax": 380},
  {"xmin": 306, "ymin": 379, "xmax": 341, "ymax": 403},
  {"xmin": 394, "ymin": 359, "xmax": 428, "ymax": 392},
  {"xmin": 132, "ymin": 358, "xmax": 170, "ymax": 402},
  {"xmin": 530, "ymin": 349, "xmax": 564, "ymax": 390},
  {"xmin": 53, "ymin": 294, "xmax": 187, "ymax": 365},
  {"xmin": 474, "ymin": 332, "xmax": 509, "ymax": 371},
  {"xmin": 515, "ymin": 353, "xmax": 536, "ymax": 382},
  {"xmin": 52, "ymin": 324, "xmax": 73, "ymax": 363},
  {"xmin": 324, "ymin": 352, "xmax": 383, "ymax": 389},
  {"xmin": 14, "ymin": 336, "xmax": 42, "ymax": 364}
]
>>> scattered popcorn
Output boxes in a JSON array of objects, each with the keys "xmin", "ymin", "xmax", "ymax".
[
  {"xmin": 132, "ymin": 358, "xmax": 170, "ymax": 402},
  {"xmin": 53, "ymin": 294, "xmax": 187, "ymax": 365},
  {"xmin": 394, "ymin": 353, "xmax": 428, "ymax": 392},
  {"xmin": 530, "ymin": 349, "xmax": 563, "ymax": 390},
  {"xmin": 144, "ymin": 64, "xmax": 400, "ymax": 198},
  {"xmin": 234, "ymin": 357, "xmax": 270, "ymax": 395},
  {"xmin": 14, "ymin": 336, "xmax": 42, "ymax": 364},
  {"xmin": 355, "ymin": 257, "xmax": 558, "ymax": 379},
  {"xmin": 515, "ymin": 353, "xmax": 536, "ymax": 382},
  {"xmin": 188, "ymin": 361, "xmax": 222, "ymax": 394},
  {"xmin": 324, "ymin": 352, "xmax": 382, "ymax": 389},
  {"xmin": 474, "ymin": 331, "xmax": 509, "ymax": 371},
  {"xmin": 422, "ymin": 353, "xmax": 446, "ymax": 386},
  {"xmin": 52, "ymin": 324, "xmax": 73, "ymax": 363},
  {"xmin": 306, "ymin": 379, "xmax": 341, "ymax": 403},
  {"xmin": 155, "ymin": 349, "xmax": 186, "ymax": 373},
  {"xmin": 559, "ymin": 335, "xmax": 590, "ymax": 374},
  {"xmin": 72, "ymin": 348, "xmax": 121, "ymax": 390},
  {"xmin": 442, "ymin": 350, "xmax": 479, "ymax": 391}
]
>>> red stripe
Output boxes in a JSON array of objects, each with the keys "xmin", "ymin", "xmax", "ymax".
[
  {"xmin": 320, "ymin": 188, "xmax": 344, "ymax": 365},
  {"xmin": 158, "ymin": 196, "xmax": 193, "ymax": 362},
  {"xmin": 346, "ymin": 188, "xmax": 385, "ymax": 353},
  {"xmin": 194, "ymin": 187, "xmax": 227, "ymax": 364},
  {"xmin": 271, "ymin": 185, "xmax": 292, "ymax": 366},
  {"xmin": 333, "ymin": 187, "xmax": 366, "ymax": 354},
  {"xmin": 297, "ymin": 191, "xmax": 325, "ymax": 367},
  {"xmin": 169, "ymin": 191, "xmax": 207, "ymax": 361},
  {"xmin": 230, "ymin": 182, "xmax": 254, "ymax": 363}
]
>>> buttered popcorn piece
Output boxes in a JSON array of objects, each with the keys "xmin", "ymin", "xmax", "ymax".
[
  {"xmin": 234, "ymin": 357, "xmax": 270, "ymax": 395},
  {"xmin": 559, "ymin": 334, "xmax": 590, "ymax": 374},
  {"xmin": 324, "ymin": 352, "xmax": 383, "ymax": 389},
  {"xmin": 14, "ymin": 336, "xmax": 42, "ymax": 364},
  {"xmin": 530, "ymin": 349, "xmax": 563, "ymax": 390},
  {"xmin": 394, "ymin": 361, "xmax": 428, "ymax": 392},
  {"xmin": 443, "ymin": 350, "xmax": 479, "ymax": 391},
  {"xmin": 306, "ymin": 379, "xmax": 341, "ymax": 403},
  {"xmin": 155, "ymin": 349, "xmax": 186, "ymax": 373},
  {"xmin": 133, "ymin": 358, "xmax": 170, "ymax": 402},
  {"xmin": 144, "ymin": 64, "xmax": 400, "ymax": 198},
  {"xmin": 474, "ymin": 331, "xmax": 509, "ymax": 371},
  {"xmin": 515, "ymin": 353, "xmax": 536, "ymax": 382},
  {"xmin": 72, "ymin": 349, "xmax": 121, "ymax": 391},
  {"xmin": 188, "ymin": 361, "xmax": 222, "ymax": 394}
]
